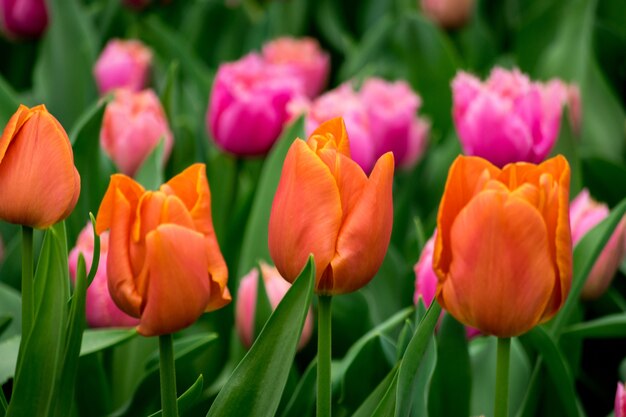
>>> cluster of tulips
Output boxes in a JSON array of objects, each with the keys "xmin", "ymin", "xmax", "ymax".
[{"xmin": 0, "ymin": 1, "xmax": 625, "ymax": 417}]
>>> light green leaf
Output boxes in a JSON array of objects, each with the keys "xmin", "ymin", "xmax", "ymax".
[
  {"xmin": 0, "ymin": 335, "xmax": 20, "ymax": 385},
  {"xmin": 135, "ymin": 139, "xmax": 166, "ymax": 191},
  {"xmin": 206, "ymin": 257, "xmax": 315, "ymax": 417},
  {"xmin": 80, "ymin": 328, "xmax": 138, "ymax": 357},
  {"xmin": 562, "ymin": 314, "xmax": 626, "ymax": 338},
  {"xmin": 0, "ymin": 283, "xmax": 21, "ymax": 342}
]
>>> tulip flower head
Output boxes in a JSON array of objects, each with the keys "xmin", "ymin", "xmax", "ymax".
[
  {"xmin": 100, "ymin": 88, "xmax": 173, "ymax": 177},
  {"xmin": 94, "ymin": 39, "xmax": 153, "ymax": 95},
  {"xmin": 0, "ymin": 105, "xmax": 80, "ymax": 228},
  {"xmin": 269, "ymin": 117, "xmax": 394, "ymax": 295},
  {"xmin": 262, "ymin": 37, "xmax": 330, "ymax": 98},
  {"xmin": 96, "ymin": 164, "xmax": 230, "ymax": 336},
  {"xmin": 434, "ymin": 155, "xmax": 572, "ymax": 337},
  {"xmin": 69, "ymin": 224, "xmax": 139, "ymax": 328},
  {"xmin": 207, "ymin": 53, "xmax": 304, "ymax": 156},
  {"xmin": 421, "ymin": 0, "xmax": 474, "ymax": 29},
  {"xmin": 236, "ymin": 262, "xmax": 313, "ymax": 350},
  {"xmin": 452, "ymin": 68, "xmax": 568, "ymax": 167},
  {"xmin": 0, "ymin": 0, "xmax": 48, "ymax": 38},
  {"xmin": 617, "ymin": 382, "xmax": 626, "ymax": 417},
  {"xmin": 570, "ymin": 189, "xmax": 626, "ymax": 300}
]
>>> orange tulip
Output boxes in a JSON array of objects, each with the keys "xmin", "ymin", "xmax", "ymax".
[
  {"xmin": 95, "ymin": 164, "xmax": 230, "ymax": 336},
  {"xmin": 433, "ymin": 155, "xmax": 572, "ymax": 337},
  {"xmin": 268, "ymin": 117, "xmax": 394, "ymax": 295},
  {"xmin": 0, "ymin": 105, "xmax": 80, "ymax": 228}
]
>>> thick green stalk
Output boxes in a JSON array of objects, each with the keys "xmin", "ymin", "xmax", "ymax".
[
  {"xmin": 317, "ymin": 295, "xmax": 332, "ymax": 417},
  {"xmin": 21, "ymin": 226, "xmax": 34, "ymax": 337},
  {"xmin": 159, "ymin": 334, "xmax": 179, "ymax": 417},
  {"xmin": 494, "ymin": 337, "xmax": 511, "ymax": 417}
]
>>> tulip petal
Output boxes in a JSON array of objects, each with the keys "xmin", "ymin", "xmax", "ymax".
[
  {"xmin": 439, "ymin": 190, "xmax": 554, "ymax": 337},
  {"xmin": 434, "ymin": 156, "xmax": 500, "ymax": 279},
  {"xmin": 0, "ymin": 109, "xmax": 78, "ymax": 228},
  {"xmin": 204, "ymin": 233, "xmax": 231, "ymax": 312},
  {"xmin": 96, "ymin": 174, "xmax": 144, "ymax": 235},
  {"xmin": 308, "ymin": 117, "xmax": 351, "ymax": 157},
  {"xmin": 269, "ymin": 139, "xmax": 342, "ymax": 283},
  {"xmin": 138, "ymin": 224, "xmax": 212, "ymax": 336},
  {"xmin": 327, "ymin": 152, "xmax": 394, "ymax": 294}
]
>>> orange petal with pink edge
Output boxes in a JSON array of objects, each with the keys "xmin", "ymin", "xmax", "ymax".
[
  {"xmin": 268, "ymin": 139, "xmax": 342, "ymax": 284},
  {"xmin": 438, "ymin": 189, "xmax": 554, "ymax": 337},
  {"xmin": 0, "ymin": 107, "xmax": 80, "ymax": 228},
  {"xmin": 307, "ymin": 117, "xmax": 351, "ymax": 157},
  {"xmin": 96, "ymin": 174, "xmax": 144, "ymax": 235},
  {"xmin": 138, "ymin": 224, "xmax": 212, "ymax": 336},
  {"xmin": 326, "ymin": 152, "xmax": 394, "ymax": 294},
  {"xmin": 433, "ymin": 156, "xmax": 500, "ymax": 281}
]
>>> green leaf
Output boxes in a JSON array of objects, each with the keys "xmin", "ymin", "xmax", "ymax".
[
  {"xmin": 581, "ymin": 157, "xmax": 626, "ymax": 207},
  {"xmin": 279, "ymin": 359, "xmax": 317, "ymax": 417},
  {"xmin": 33, "ymin": 0, "xmax": 97, "ymax": 127},
  {"xmin": 352, "ymin": 365, "xmax": 399, "ymax": 417},
  {"xmin": 0, "ymin": 283, "xmax": 21, "ymax": 342},
  {"xmin": 237, "ymin": 117, "xmax": 304, "ymax": 278},
  {"xmin": 0, "ymin": 75, "xmax": 19, "ymax": 127},
  {"xmin": 206, "ymin": 256, "xmax": 315, "ymax": 417},
  {"xmin": 550, "ymin": 198, "xmax": 626, "ymax": 334},
  {"xmin": 80, "ymin": 328, "xmax": 138, "ymax": 357},
  {"xmin": 253, "ymin": 265, "xmax": 274, "ymax": 342},
  {"xmin": 135, "ymin": 139, "xmax": 166, "ymax": 191},
  {"xmin": 6, "ymin": 223, "xmax": 70, "ymax": 417},
  {"xmin": 159, "ymin": 61, "xmax": 180, "ymax": 123},
  {"xmin": 562, "ymin": 314, "xmax": 626, "ymax": 338},
  {"xmin": 0, "ymin": 316, "xmax": 11, "ymax": 338},
  {"xmin": 411, "ymin": 336, "xmax": 438, "ymax": 417},
  {"xmin": 149, "ymin": 375, "xmax": 204, "ymax": 417},
  {"xmin": 521, "ymin": 327, "xmax": 585, "ymax": 417},
  {"xmin": 0, "ymin": 335, "xmax": 20, "ymax": 385}
]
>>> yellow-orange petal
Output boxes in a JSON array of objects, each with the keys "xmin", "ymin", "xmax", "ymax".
[
  {"xmin": 438, "ymin": 190, "xmax": 554, "ymax": 337},
  {"xmin": 138, "ymin": 224, "xmax": 212, "ymax": 336},
  {"xmin": 96, "ymin": 174, "xmax": 144, "ymax": 235},
  {"xmin": 161, "ymin": 163, "xmax": 214, "ymax": 235},
  {"xmin": 268, "ymin": 139, "xmax": 342, "ymax": 283},
  {"xmin": 0, "ymin": 108, "xmax": 79, "ymax": 228},
  {"xmin": 326, "ymin": 152, "xmax": 394, "ymax": 294},
  {"xmin": 433, "ymin": 156, "xmax": 500, "ymax": 280},
  {"xmin": 307, "ymin": 117, "xmax": 351, "ymax": 157},
  {"xmin": 0, "ymin": 105, "xmax": 34, "ymax": 162},
  {"xmin": 204, "ymin": 234, "xmax": 231, "ymax": 312},
  {"xmin": 107, "ymin": 187, "xmax": 143, "ymax": 318}
]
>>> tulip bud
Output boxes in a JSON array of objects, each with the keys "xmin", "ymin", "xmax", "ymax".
[
  {"xmin": 269, "ymin": 117, "xmax": 394, "ymax": 295},
  {"xmin": 69, "ymin": 223, "xmax": 139, "ymax": 328},
  {"xmin": 452, "ymin": 68, "xmax": 568, "ymax": 167},
  {"xmin": 100, "ymin": 89, "xmax": 173, "ymax": 177},
  {"xmin": 262, "ymin": 37, "xmax": 330, "ymax": 98},
  {"xmin": 617, "ymin": 382, "xmax": 626, "ymax": 417},
  {"xmin": 0, "ymin": 105, "xmax": 80, "ymax": 229},
  {"xmin": 96, "ymin": 164, "xmax": 230, "ymax": 336},
  {"xmin": 207, "ymin": 53, "xmax": 303, "ymax": 156},
  {"xmin": 94, "ymin": 39, "xmax": 152, "ymax": 95},
  {"xmin": 0, "ymin": 0, "xmax": 47, "ymax": 39},
  {"xmin": 570, "ymin": 189, "xmax": 626, "ymax": 300},
  {"xmin": 236, "ymin": 262, "xmax": 313, "ymax": 350},
  {"xmin": 421, "ymin": 0, "xmax": 474, "ymax": 29},
  {"xmin": 434, "ymin": 155, "xmax": 572, "ymax": 337}
]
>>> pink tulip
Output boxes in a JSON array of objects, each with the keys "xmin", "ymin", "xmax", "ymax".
[
  {"xmin": 414, "ymin": 233, "xmax": 480, "ymax": 338},
  {"xmin": 0, "ymin": 0, "xmax": 47, "ymax": 38},
  {"xmin": 100, "ymin": 88, "xmax": 173, "ymax": 177},
  {"xmin": 570, "ymin": 189, "xmax": 626, "ymax": 300},
  {"xmin": 236, "ymin": 262, "xmax": 313, "ymax": 350},
  {"xmin": 360, "ymin": 78, "xmax": 429, "ymax": 169},
  {"xmin": 262, "ymin": 37, "xmax": 330, "ymax": 98},
  {"xmin": 421, "ymin": 0, "xmax": 474, "ymax": 29},
  {"xmin": 452, "ymin": 67, "xmax": 567, "ymax": 167},
  {"xmin": 94, "ymin": 39, "xmax": 152, "ymax": 95},
  {"xmin": 207, "ymin": 53, "xmax": 304, "ymax": 156},
  {"xmin": 69, "ymin": 224, "xmax": 139, "ymax": 328},
  {"xmin": 617, "ymin": 382, "xmax": 626, "ymax": 417}
]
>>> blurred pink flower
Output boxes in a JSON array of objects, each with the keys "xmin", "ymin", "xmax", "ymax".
[
  {"xmin": 262, "ymin": 37, "xmax": 330, "ymax": 98},
  {"xmin": 306, "ymin": 79, "xmax": 428, "ymax": 173},
  {"xmin": 69, "ymin": 224, "xmax": 139, "ymax": 328},
  {"xmin": 421, "ymin": 0, "xmax": 474, "ymax": 29},
  {"xmin": 617, "ymin": 382, "xmax": 626, "ymax": 417},
  {"xmin": 570, "ymin": 189, "xmax": 626, "ymax": 300},
  {"xmin": 94, "ymin": 39, "xmax": 152, "ymax": 95},
  {"xmin": 236, "ymin": 262, "xmax": 313, "ymax": 350},
  {"xmin": 207, "ymin": 53, "xmax": 303, "ymax": 156},
  {"xmin": 0, "ymin": 0, "xmax": 47, "ymax": 38},
  {"xmin": 452, "ymin": 67, "xmax": 568, "ymax": 167},
  {"xmin": 100, "ymin": 88, "xmax": 173, "ymax": 177},
  {"xmin": 414, "ymin": 233, "xmax": 480, "ymax": 338}
]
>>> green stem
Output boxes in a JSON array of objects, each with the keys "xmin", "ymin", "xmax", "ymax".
[
  {"xmin": 21, "ymin": 226, "xmax": 34, "ymax": 338},
  {"xmin": 494, "ymin": 337, "xmax": 511, "ymax": 417},
  {"xmin": 159, "ymin": 334, "xmax": 179, "ymax": 417},
  {"xmin": 317, "ymin": 295, "xmax": 332, "ymax": 417}
]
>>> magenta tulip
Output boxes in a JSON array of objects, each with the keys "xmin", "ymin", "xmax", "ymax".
[{"xmin": 94, "ymin": 39, "xmax": 152, "ymax": 95}]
